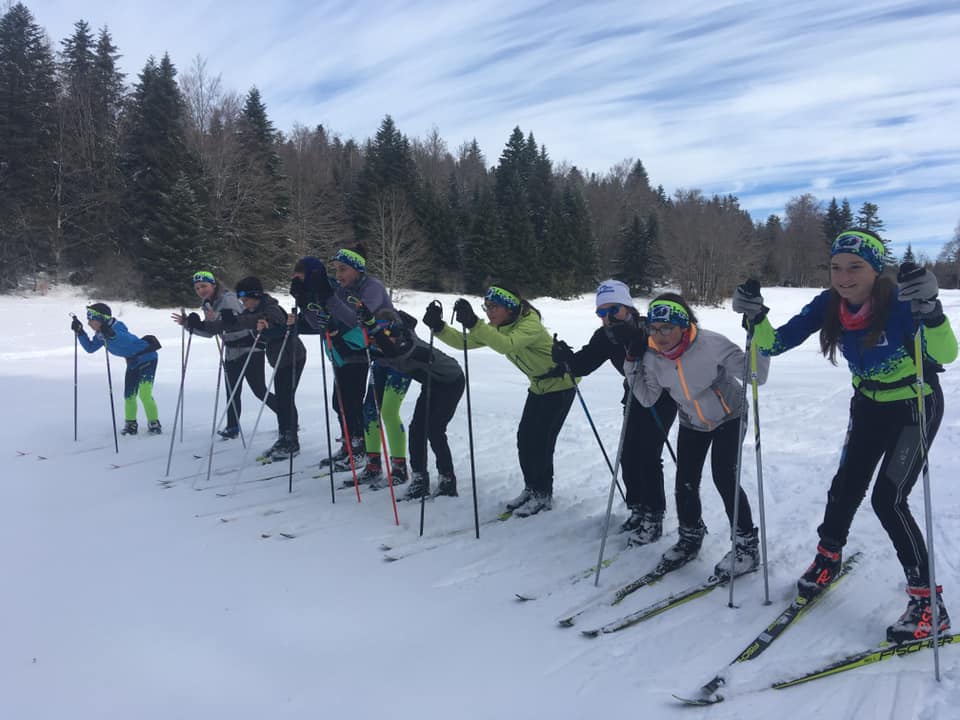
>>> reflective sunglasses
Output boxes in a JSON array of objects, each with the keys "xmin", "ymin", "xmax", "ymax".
[{"xmin": 596, "ymin": 304, "xmax": 622, "ymax": 319}]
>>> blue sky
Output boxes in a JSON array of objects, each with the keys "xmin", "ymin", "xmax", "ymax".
[{"xmin": 27, "ymin": 0, "xmax": 960, "ymax": 257}]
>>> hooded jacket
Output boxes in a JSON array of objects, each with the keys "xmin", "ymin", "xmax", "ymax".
[
  {"xmin": 78, "ymin": 320, "xmax": 158, "ymax": 367},
  {"xmin": 227, "ymin": 294, "xmax": 306, "ymax": 369},
  {"xmin": 190, "ymin": 286, "xmax": 259, "ymax": 362},
  {"xmin": 625, "ymin": 325, "xmax": 769, "ymax": 431}
]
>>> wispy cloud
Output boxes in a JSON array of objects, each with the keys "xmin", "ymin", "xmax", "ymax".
[{"xmin": 28, "ymin": 0, "xmax": 960, "ymax": 255}]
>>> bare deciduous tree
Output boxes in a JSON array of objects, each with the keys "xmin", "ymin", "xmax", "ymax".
[{"xmin": 367, "ymin": 185, "xmax": 428, "ymax": 299}]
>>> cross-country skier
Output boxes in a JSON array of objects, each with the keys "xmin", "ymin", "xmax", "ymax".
[
  {"xmin": 72, "ymin": 303, "xmax": 162, "ymax": 435},
  {"xmin": 221, "ymin": 277, "xmax": 306, "ymax": 461},
  {"xmin": 734, "ymin": 229, "xmax": 957, "ymax": 642},
  {"xmin": 623, "ymin": 294, "xmax": 768, "ymax": 579},
  {"xmin": 172, "ymin": 270, "xmax": 274, "ymax": 439},
  {"xmin": 542, "ymin": 279, "xmax": 678, "ymax": 544},
  {"xmin": 426, "ymin": 286, "xmax": 577, "ymax": 517}
]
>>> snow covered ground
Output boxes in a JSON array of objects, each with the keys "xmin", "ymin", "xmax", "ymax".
[{"xmin": 2, "ymin": 285, "xmax": 959, "ymax": 719}]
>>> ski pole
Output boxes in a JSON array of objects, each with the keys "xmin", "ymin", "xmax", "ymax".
[
  {"xmin": 750, "ymin": 339, "xmax": 771, "ymax": 606},
  {"xmin": 230, "ymin": 328, "xmax": 291, "ymax": 496},
  {"xmin": 326, "ymin": 331, "xmax": 361, "ymax": 502},
  {"xmin": 72, "ymin": 315, "xmax": 78, "ymax": 442},
  {"xmin": 457, "ymin": 308, "xmax": 480, "ymax": 540},
  {"xmin": 180, "ymin": 308, "xmax": 186, "ymax": 443},
  {"xmin": 360, "ymin": 323, "xmax": 400, "ymax": 526},
  {"xmin": 288, "ymin": 308, "xmax": 298, "ymax": 495},
  {"xmin": 319, "ymin": 335, "xmax": 335, "ymax": 504},
  {"xmin": 419, "ymin": 300, "xmax": 441, "ymax": 536},
  {"xmin": 558, "ymin": 346, "xmax": 625, "ymax": 502},
  {"xmin": 164, "ymin": 329, "xmax": 193, "ymax": 476},
  {"xmin": 215, "ymin": 335, "xmax": 246, "ymax": 448},
  {"xmin": 594, "ymin": 361, "xmax": 643, "ymax": 586},
  {"xmin": 198, "ymin": 333, "xmax": 261, "ymax": 488},
  {"xmin": 728, "ymin": 278, "xmax": 760, "ymax": 609},
  {"xmin": 901, "ymin": 262, "xmax": 942, "ymax": 681},
  {"xmin": 103, "ymin": 336, "xmax": 119, "ymax": 454}
]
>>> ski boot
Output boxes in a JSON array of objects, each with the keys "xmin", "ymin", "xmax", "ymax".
[
  {"xmin": 657, "ymin": 521, "xmax": 706, "ymax": 573},
  {"xmin": 797, "ymin": 543, "xmax": 842, "ymax": 600},
  {"xmin": 714, "ymin": 527, "xmax": 760, "ymax": 581},
  {"xmin": 514, "ymin": 491, "xmax": 552, "ymax": 518},
  {"xmin": 332, "ymin": 437, "xmax": 365, "ymax": 472},
  {"xmin": 120, "ymin": 420, "xmax": 138, "ymax": 436},
  {"xmin": 434, "ymin": 473, "xmax": 458, "ymax": 498},
  {"xmin": 342, "ymin": 454, "xmax": 382, "ymax": 488},
  {"xmin": 620, "ymin": 505, "xmax": 645, "ymax": 533},
  {"xmin": 887, "ymin": 584, "xmax": 950, "ymax": 643},
  {"xmin": 389, "ymin": 458, "xmax": 408, "ymax": 486},
  {"xmin": 504, "ymin": 488, "xmax": 532, "ymax": 512},
  {"xmin": 627, "ymin": 509, "xmax": 664, "ymax": 548},
  {"xmin": 218, "ymin": 426, "xmax": 240, "ymax": 440},
  {"xmin": 257, "ymin": 435, "xmax": 286, "ymax": 464},
  {"xmin": 271, "ymin": 433, "xmax": 300, "ymax": 461},
  {"xmin": 147, "ymin": 420, "xmax": 162, "ymax": 435},
  {"xmin": 401, "ymin": 471, "xmax": 430, "ymax": 501}
]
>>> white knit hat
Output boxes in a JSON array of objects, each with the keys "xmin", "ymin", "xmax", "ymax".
[{"xmin": 595, "ymin": 279, "xmax": 635, "ymax": 309}]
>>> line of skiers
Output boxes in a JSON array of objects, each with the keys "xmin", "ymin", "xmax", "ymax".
[{"xmin": 70, "ymin": 228, "xmax": 955, "ymax": 644}]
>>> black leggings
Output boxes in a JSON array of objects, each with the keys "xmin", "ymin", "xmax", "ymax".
[
  {"xmin": 333, "ymin": 363, "xmax": 368, "ymax": 441},
  {"xmin": 408, "ymin": 375, "xmax": 465, "ymax": 476},
  {"xmin": 273, "ymin": 358, "xmax": 304, "ymax": 437},
  {"xmin": 819, "ymin": 385, "xmax": 943, "ymax": 582},
  {"xmin": 621, "ymin": 390, "xmax": 677, "ymax": 512},
  {"xmin": 223, "ymin": 351, "xmax": 276, "ymax": 429},
  {"xmin": 675, "ymin": 419, "xmax": 754, "ymax": 534},
  {"xmin": 518, "ymin": 388, "xmax": 576, "ymax": 495}
]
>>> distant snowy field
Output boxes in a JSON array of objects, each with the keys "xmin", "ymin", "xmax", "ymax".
[{"xmin": 2, "ymin": 285, "xmax": 959, "ymax": 720}]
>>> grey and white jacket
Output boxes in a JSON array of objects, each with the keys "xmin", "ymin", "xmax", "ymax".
[
  {"xmin": 191, "ymin": 288, "xmax": 260, "ymax": 362},
  {"xmin": 624, "ymin": 324, "xmax": 769, "ymax": 432}
]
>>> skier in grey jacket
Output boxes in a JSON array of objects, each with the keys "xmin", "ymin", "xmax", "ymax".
[
  {"xmin": 173, "ymin": 270, "xmax": 275, "ymax": 439},
  {"xmin": 623, "ymin": 293, "xmax": 770, "ymax": 580}
]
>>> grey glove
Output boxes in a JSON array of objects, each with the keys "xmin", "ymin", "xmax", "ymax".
[
  {"xmin": 732, "ymin": 280, "xmax": 767, "ymax": 324},
  {"xmin": 897, "ymin": 263, "xmax": 942, "ymax": 322}
]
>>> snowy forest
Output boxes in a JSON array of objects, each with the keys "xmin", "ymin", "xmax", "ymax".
[{"xmin": 2, "ymin": 2, "xmax": 960, "ymax": 306}]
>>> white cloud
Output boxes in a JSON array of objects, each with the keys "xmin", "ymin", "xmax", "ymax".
[{"xmin": 26, "ymin": 0, "xmax": 960, "ymax": 255}]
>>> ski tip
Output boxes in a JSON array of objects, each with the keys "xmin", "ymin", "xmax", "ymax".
[
  {"xmin": 378, "ymin": 544, "xmax": 392, "ymax": 552},
  {"xmin": 279, "ymin": 532, "xmax": 296, "ymax": 539},
  {"xmin": 497, "ymin": 511, "xmax": 513, "ymax": 521},
  {"xmin": 672, "ymin": 693, "xmax": 723, "ymax": 706},
  {"xmin": 580, "ymin": 629, "xmax": 600, "ymax": 639},
  {"xmin": 556, "ymin": 618, "xmax": 575, "ymax": 628},
  {"xmin": 383, "ymin": 555, "xmax": 400, "ymax": 563},
  {"xmin": 515, "ymin": 594, "xmax": 536, "ymax": 602}
]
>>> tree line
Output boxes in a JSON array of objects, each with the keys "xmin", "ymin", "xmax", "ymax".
[{"xmin": 3, "ymin": 3, "xmax": 958, "ymax": 306}]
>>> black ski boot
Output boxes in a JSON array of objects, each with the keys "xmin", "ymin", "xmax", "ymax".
[
  {"xmin": 271, "ymin": 433, "xmax": 300, "ymax": 461},
  {"xmin": 887, "ymin": 584, "xmax": 950, "ymax": 643},
  {"xmin": 620, "ymin": 505, "xmax": 645, "ymax": 533},
  {"xmin": 627, "ymin": 509, "xmax": 664, "ymax": 547},
  {"xmin": 714, "ymin": 527, "xmax": 760, "ymax": 580},
  {"xmin": 343, "ymin": 454, "xmax": 382, "ymax": 488},
  {"xmin": 402, "ymin": 471, "xmax": 430, "ymax": 501},
  {"xmin": 434, "ymin": 473, "xmax": 458, "ymax": 498},
  {"xmin": 513, "ymin": 491, "xmax": 552, "ymax": 517},
  {"xmin": 121, "ymin": 420, "xmax": 138, "ymax": 436},
  {"xmin": 657, "ymin": 521, "xmax": 706, "ymax": 572},
  {"xmin": 797, "ymin": 542, "xmax": 842, "ymax": 599},
  {"xmin": 147, "ymin": 420, "xmax": 162, "ymax": 435},
  {"xmin": 333, "ymin": 437, "xmax": 365, "ymax": 472},
  {"xmin": 389, "ymin": 458, "xmax": 408, "ymax": 486},
  {"xmin": 218, "ymin": 426, "xmax": 240, "ymax": 440}
]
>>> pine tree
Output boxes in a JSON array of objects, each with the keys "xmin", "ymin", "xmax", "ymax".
[
  {"xmin": 902, "ymin": 243, "xmax": 916, "ymax": 266},
  {"xmin": 855, "ymin": 201, "xmax": 893, "ymax": 265},
  {"xmin": 493, "ymin": 127, "xmax": 537, "ymax": 291},
  {"xmin": 0, "ymin": 2, "xmax": 59, "ymax": 289},
  {"xmin": 822, "ymin": 197, "xmax": 845, "ymax": 246}
]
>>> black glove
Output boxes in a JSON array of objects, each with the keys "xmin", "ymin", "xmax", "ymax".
[
  {"xmin": 185, "ymin": 312, "xmax": 203, "ymax": 332},
  {"xmin": 535, "ymin": 365, "xmax": 567, "ymax": 381},
  {"xmin": 732, "ymin": 279, "xmax": 768, "ymax": 324},
  {"xmin": 71, "ymin": 317, "xmax": 84, "ymax": 335},
  {"xmin": 289, "ymin": 277, "xmax": 307, "ymax": 308},
  {"xmin": 100, "ymin": 322, "xmax": 116, "ymax": 340},
  {"xmin": 306, "ymin": 304, "xmax": 331, "ymax": 331},
  {"xmin": 423, "ymin": 303, "xmax": 445, "ymax": 333},
  {"xmin": 551, "ymin": 335, "xmax": 575, "ymax": 369},
  {"xmin": 898, "ymin": 263, "xmax": 942, "ymax": 322},
  {"xmin": 453, "ymin": 298, "xmax": 479, "ymax": 329},
  {"xmin": 220, "ymin": 308, "xmax": 237, "ymax": 327},
  {"xmin": 611, "ymin": 322, "xmax": 647, "ymax": 359},
  {"xmin": 356, "ymin": 303, "xmax": 376, "ymax": 329}
]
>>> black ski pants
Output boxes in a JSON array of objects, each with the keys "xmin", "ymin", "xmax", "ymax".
[
  {"xmin": 273, "ymin": 357, "xmax": 304, "ymax": 438},
  {"xmin": 818, "ymin": 385, "xmax": 943, "ymax": 583},
  {"xmin": 675, "ymin": 418, "xmax": 754, "ymax": 534},
  {"xmin": 621, "ymin": 390, "xmax": 677, "ymax": 513},
  {"xmin": 408, "ymin": 374, "xmax": 465, "ymax": 477},
  {"xmin": 333, "ymin": 362, "xmax": 368, "ymax": 442},
  {"xmin": 223, "ymin": 350, "xmax": 276, "ymax": 430},
  {"xmin": 518, "ymin": 388, "xmax": 576, "ymax": 496}
]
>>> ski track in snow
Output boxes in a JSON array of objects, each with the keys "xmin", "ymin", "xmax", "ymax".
[{"xmin": 3, "ymin": 287, "xmax": 960, "ymax": 719}]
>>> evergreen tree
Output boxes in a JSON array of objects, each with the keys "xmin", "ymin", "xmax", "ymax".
[
  {"xmin": 121, "ymin": 54, "xmax": 204, "ymax": 301},
  {"xmin": 823, "ymin": 197, "xmax": 845, "ymax": 246},
  {"xmin": 0, "ymin": 2, "xmax": 59, "ymax": 289},
  {"xmin": 902, "ymin": 242, "xmax": 916, "ymax": 266},
  {"xmin": 855, "ymin": 201, "xmax": 892, "ymax": 265},
  {"xmin": 839, "ymin": 198, "xmax": 854, "ymax": 229},
  {"xmin": 493, "ymin": 127, "xmax": 537, "ymax": 291}
]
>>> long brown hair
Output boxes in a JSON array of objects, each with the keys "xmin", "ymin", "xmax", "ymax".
[{"xmin": 820, "ymin": 276, "xmax": 894, "ymax": 364}]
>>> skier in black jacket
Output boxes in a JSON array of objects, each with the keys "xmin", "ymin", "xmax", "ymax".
[
  {"xmin": 223, "ymin": 276, "xmax": 307, "ymax": 461},
  {"xmin": 544, "ymin": 279, "xmax": 677, "ymax": 544}
]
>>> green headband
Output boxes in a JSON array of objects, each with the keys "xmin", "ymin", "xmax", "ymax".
[
  {"xmin": 192, "ymin": 270, "xmax": 216, "ymax": 285},
  {"xmin": 831, "ymin": 230, "xmax": 885, "ymax": 273},
  {"xmin": 334, "ymin": 248, "xmax": 366, "ymax": 272},
  {"xmin": 648, "ymin": 299, "xmax": 690, "ymax": 327},
  {"xmin": 484, "ymin": 286, "xmax": 521, "ymax": 311}
]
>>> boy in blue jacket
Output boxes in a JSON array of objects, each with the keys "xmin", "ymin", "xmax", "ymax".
[{"xmin": 72, "ymin": 303, "xmax": 162, "ymax": 435}]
